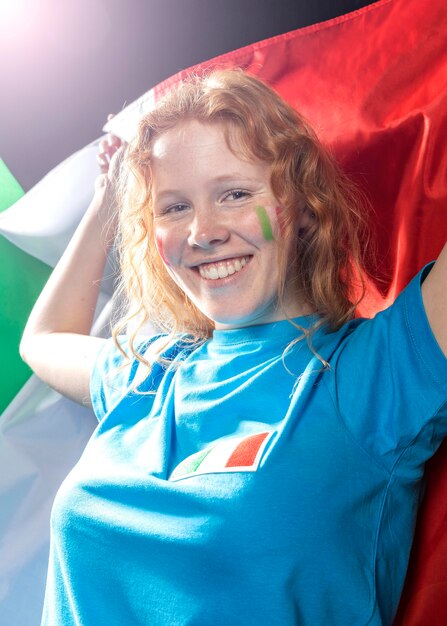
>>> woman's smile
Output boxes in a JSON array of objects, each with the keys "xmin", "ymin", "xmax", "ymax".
[{"xmin": 196, "ymin": 255, "xmax": 250, "ymax": 280}]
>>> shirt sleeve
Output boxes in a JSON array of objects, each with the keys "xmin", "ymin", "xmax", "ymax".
[
  {"xmin": 332, "ymin": 263, "xmax": 447, "ymax": 471},
  {"xmin": 89, "ymin": 334, "xmax": 164, "ymax": 422}
]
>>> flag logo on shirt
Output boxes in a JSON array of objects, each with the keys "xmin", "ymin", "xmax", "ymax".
[{"xmin": 169, "ymin": 431, "xmax": 274, "ymax": 482}]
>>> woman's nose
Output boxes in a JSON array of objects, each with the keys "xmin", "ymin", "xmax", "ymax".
[{"xmin": 187, "ymin": 210, "xmax": 230, "ymax": 249}]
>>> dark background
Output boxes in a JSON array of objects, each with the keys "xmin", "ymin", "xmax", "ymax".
[{"xmin": 0, "ymin": 0, "xmax": 377, "ymax": 191}]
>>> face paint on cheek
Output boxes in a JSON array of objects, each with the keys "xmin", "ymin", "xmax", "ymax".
[
  {"xmin": 155, "ymin": 232, "xmax": 171, "ymax": 267},
  {"xmin": 255, "ymin": 205, "xmax": 274, "ymax": 241},
  {"xmin": 274, "ymin": 206, "xmax": 286, "ymax": 237}
]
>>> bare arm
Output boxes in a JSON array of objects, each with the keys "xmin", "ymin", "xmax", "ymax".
[
  {"xmin": 20, "ymin": 134, "xmax": 122, "ymax": 406},
  {"xmin": 421, "ymin": 242, "xmax": 447, "ymax": 358}
]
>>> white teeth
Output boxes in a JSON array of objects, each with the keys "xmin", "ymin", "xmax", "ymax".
[{"xmin": 198, "ymin": 257, "xmax": 249, "ymax": 280}]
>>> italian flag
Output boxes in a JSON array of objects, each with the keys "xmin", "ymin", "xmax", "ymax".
[
  {"xmin": 170, "ymin": 431, "xmax": 274, "ymax": 481},
  {"xmin": 1, "ymin": 0, "xmax": 446, "ymax": 623}
]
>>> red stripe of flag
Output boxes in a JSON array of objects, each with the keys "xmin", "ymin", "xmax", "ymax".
[{"xmin": 225, "ymin": 432, "xmax": 270, "ymax": 468}]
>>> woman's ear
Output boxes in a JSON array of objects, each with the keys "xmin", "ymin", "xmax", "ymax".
[{"xmin": 297, "ymin": 203, "xmax": 315, "ymax": 231}]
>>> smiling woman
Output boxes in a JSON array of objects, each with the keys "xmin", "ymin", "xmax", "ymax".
[
  {"xmin": 116, "ymin": 70, "xmax": 369, "ymax": 355},
  {"xmin": 19, "ymin": 69, "xmax": 447, "ymax": 626}
]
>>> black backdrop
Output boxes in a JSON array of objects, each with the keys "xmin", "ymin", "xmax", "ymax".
[{"xmin": 0, "ymin": 0, "xmax": 377, "ymax": 191}]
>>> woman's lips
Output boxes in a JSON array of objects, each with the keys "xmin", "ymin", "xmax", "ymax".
[{"xmin": 197, "ymin": 256, "xmax": 250, "ymax": 280}]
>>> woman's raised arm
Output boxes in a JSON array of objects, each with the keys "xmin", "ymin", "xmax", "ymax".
[{"xmin": 20, "ymin": 132, "xmax": 122, "ymax": 406}]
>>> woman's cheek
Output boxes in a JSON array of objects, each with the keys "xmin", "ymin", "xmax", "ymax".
[
  {"xmin": 274, "ymin": 206, "xmax": 286, "ymax": 238},
  {"xmin": 154, "ymin": 230, "xmax": 171, "ymax": 267},
  {"xmin": 253, "ymin": 205, "xmax": 284, "ymax": 241}
]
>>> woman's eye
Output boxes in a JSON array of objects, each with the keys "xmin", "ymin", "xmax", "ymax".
[
  {"xmin": 161, "ymin": 203, "xmax": 189, "ymax": 215},
  {"xmin": 223, "ymin": 189, "xmax": 250, "ymax": 201}
]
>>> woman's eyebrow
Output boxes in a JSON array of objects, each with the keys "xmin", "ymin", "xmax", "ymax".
[
  {"xmin": 211, "ymin": 173, "xmax": 265, "ymax": 184},
  {"xmin": 154, "ymin": 175, "xmax": 266, "ymax": 199}
]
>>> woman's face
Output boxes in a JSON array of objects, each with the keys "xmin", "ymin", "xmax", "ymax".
[{"xmin": 150, "ymin": 120, "xmax": 310, "ymax": 328}]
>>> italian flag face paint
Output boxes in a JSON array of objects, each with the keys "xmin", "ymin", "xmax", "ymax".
[
  {"xmin": 274, "ymin": 206, "xmax": 286, "ymax": 237},
  {"xmin": 169, "ymin": 431, "xmax": 274, "ymax": 481},
  {"xmin": 255, "ymin": 205, "xmax": 275, "ymax": 241},
  {"xmin": 155, "ymin": 232, "xmax": 170, "ymax": 266}
]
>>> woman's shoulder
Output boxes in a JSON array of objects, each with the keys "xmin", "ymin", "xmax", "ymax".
[{"xmin": 90, "ymin": 333, "xmax": 197, "ymax": 420}]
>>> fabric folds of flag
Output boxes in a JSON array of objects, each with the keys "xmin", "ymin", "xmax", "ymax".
[{"xmin": 0, "ymin": 159, "xmax": 51, "ymax": 413}]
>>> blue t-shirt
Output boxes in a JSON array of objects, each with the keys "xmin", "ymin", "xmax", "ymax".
[{"xmin": 42, "ymin": 266, "xmax": 447, "ymax": 625}]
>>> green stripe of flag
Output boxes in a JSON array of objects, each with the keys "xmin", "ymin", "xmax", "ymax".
[
  {"xmin": 0, "ymin": 158, "xmax": 24, "ymax": 209},
  {"xmin": 255, "ymin": 205, "xmax": 274, "ymax": 241},
  {"xmin": 0, "ymin": 159, "xmax": 52, "ymax": 414},
  {"xmin": 171, "ymin": 447, "xmax": 212, "ymax": 480}
]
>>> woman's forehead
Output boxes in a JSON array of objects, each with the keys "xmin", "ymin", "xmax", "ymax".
[{"xmin": 149, "ymin": 118, "xmax": 261, "ymax": 166}]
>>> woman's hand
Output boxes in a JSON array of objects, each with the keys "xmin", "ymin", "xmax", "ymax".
[
  {"xmin": 93, "ymin": 118, "xmax": 127, "ymax": 245},
  {"xmin": 96, "ymin": 115, "xmax": 124, "ymax": 181},
  {"xmin": 95, "ymin": 114, "xmax": 126, "ymax": 195},
  {"xmin": 97, "ymin": 115, "xmax": 123, "ymax": 173}
]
